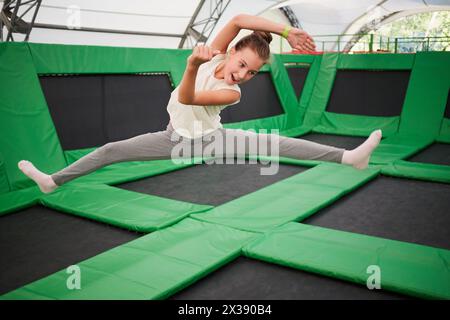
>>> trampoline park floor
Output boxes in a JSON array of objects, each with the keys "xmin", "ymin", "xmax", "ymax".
[
  {"xmin": 0, "ymin": 205, "xmax": 143, "ymax": 296},
  {"xmin": 3, "ymin": 157, "xmax": 447, "ymax": 300},
  {"xmin": 1, "ymin": 43, "xmax": 449, "ymax": 301}
]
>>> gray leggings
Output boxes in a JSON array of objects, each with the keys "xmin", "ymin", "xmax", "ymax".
[{"xmin": 51, "ymin": 122, "xmax": 345, "ymax": 186}]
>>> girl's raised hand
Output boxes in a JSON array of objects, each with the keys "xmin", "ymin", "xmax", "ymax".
[
  {"xmin": 286, "ymin": 28, "xmax": 316, "ymax": 51},
  {"xmin": 188, "ymin": 45, "xmax": 222, "ymax": 67}
]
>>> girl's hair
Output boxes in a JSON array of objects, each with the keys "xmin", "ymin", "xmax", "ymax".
[{"xmin": 234, "ymin": 31, "xmax": 273, "ymax": 62}]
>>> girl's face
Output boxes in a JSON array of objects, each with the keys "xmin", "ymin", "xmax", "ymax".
[{"xmin": 221, "ymin": 47, "xmax": 265, "ymax": 85}]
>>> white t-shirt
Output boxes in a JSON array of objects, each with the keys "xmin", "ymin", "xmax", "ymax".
[{"xmin": 167, "ymin": 54, "xmax": 241, "ymax": 139}]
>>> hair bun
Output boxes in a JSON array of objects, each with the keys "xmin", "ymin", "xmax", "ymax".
[{"xmin": 253, "ymin": 31, "xmax": 273, "ymax": 45}]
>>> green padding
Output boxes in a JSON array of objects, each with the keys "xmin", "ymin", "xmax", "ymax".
[
  {"xmin": 0, "ymin": 43, "xmax": 67, "ymax": 191},
  {"xmin": 40, "ymin": 183, "xmax": 212, "ymax": 232},
  {"xmin": 28, "ymin": 43, "xmax": 191, "ymax": 85},
  {"xmin": 223, "ymin": 55, "xmax": 302, "ymax": 132},
  {"xmin": 279, "ymin": 125, "xmax": 312, "ymax": 137},
  {"xmin": 399, "ymin": 52, "xmax": 450, "ymax": 138},
  {"xmin": 192, "ymin": 163, "xmax": 378, "ymax": 233},
  {"xmin": 438, "ymin": 118, "xmax": 450, "ymax": 143},
  {"xmin": 371, "ymin": 134, "xmax": 433, "ymax": 164},
  {"xmin": 298, "ymin": 60, "xmax": 322, "ymax": 120},
  {"xmin": 248, "ymin": 155, "xmax": 321, "ymax": 168},
  {"xmin": 0, "ymin": 186, "xmax": 42, "ymax": 216},
  {"xmin": 243, "ymin": 222, "xmax": 450, "ymax": 299},
  {"xmin": 381, "ymin": 160, "xmax": 450, "ymax": 184},
  {"xmin": 303, "ymin": 53, "xmax": 339, "ymax": 128},
  {"xmin": 278, "ymin": 54, "xmax": 316, "ymax": 64},
  {"xmin": 337, "ymin": 53, "xmax": 414, "ymax": 70},
  {"xmin": 2, "ymin": 218, "xmax": 256, "ymax": 299},
  {"xmin": 279, "ymin": 54, "xmax": 322, "ymax": 124},
  {"xmin": 223, "ymin": 114, "xmax": 289, "ymax": 133},
  {"xmin": 313, "ymin": 112, "xmax": 400, "ymax": 137},
  {"xmin": 305, "ymin": 53, "xmax": 414, "ymax": 135},
  {"xmin": 0, "ymin": 153, "xmax": 10, "ymax": 194}
]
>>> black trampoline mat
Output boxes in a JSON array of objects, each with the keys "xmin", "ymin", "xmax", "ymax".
[
  {"xmin": 116, "ymin": 161, "xmax": 308, "ymax": 206},
  {"xmin": 407, "ymin": 143, "xmax": 450, "ymax": 166},
  {"xmin": 170, "ymin": 256, "xmax": 410, "ymax": 300},
  {"xmin": 220, "ymin": 72, "xmax": 285, "ymax": 124},
  {"xmin": 303, "ymin": 176, "xmax": 450, "ymax": 250},
  {"xmin": 0, "ymin": 205, "xmax": 142, "ymax": 295},
  {"xmin": 297, "ymin": 133, "xmax": 366, "ymax": 150},
  {"xmin": 286, "ymin": 66, "xmax": 310, "ymax": 100},
  {"xmin": 39, "ymin": 74, "xmax": 173, "ymax": 150},
  {"xmin": 326, "ymin": 69, "xmax": 409, "ymax": 117}
]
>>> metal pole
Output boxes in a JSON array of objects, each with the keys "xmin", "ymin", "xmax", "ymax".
[
  {"xmin": 33, "ymin": 23, "xmax": 183, "ymax": 38},
  {"xmin": 24, "ymin": 0, "xmax": 41, "ymax": 41}
]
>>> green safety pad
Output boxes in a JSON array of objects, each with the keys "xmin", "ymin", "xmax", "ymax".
[
  {"xmin": 337, "ymin": 53, "xmax": 415, "ymax": 70},
  {"xmin": 0, "ymin": 186, "xmax": 42, "ymax": 216},
  {"xmin": 2, "ymin": 218, "xmax": 256, "ymax": 300},
  {"xmin": 399, "ymin": 52, "xmax": 450, "ymax": 139},
  {"xmin": 0, "ymin": 153, "xmax": 10, "ymax": 194},
  {"xmin": 0, "ymin": 43, "xmax": 67, "ymax": 192},
  {"xmin": 279, "ymin": 125, "xmax": 312, "ymax": 138},
  {"xmin": 302, "ymin": 53, "xmax": 339, "ymax": 128},
  {"xmin": 28, "ymin": 43, "xmax": 190, "ymax": 86},
  {"xmin": 438, "ymin": 118, "xmax": 450, "ymax": 143},
  {"xmin": 371, "ymin": 134, "xmax": 433, "ymax": 164},
  {"xmin": 243, "ymin": 222, "xmax": 450, "ymax": 299},
  {"xmin": 248, "ymin": 155, "xmax": 321, "ymax": 168},
  {"xmin": 39, "ymin": 183, "xmax": 213, "ymax": 232},
  {"xmin": 313, "ymin": 113, "xmax": 400, "ymax": 137},
  {"xmin": 381, "ymin": 160, "xmax": 450, "ymax": 184},
  {"xmin": 308, "ymin": 53, "xmax": 413, "ymax": 136},
  {"xmin": 223, "ymin": 54, "xmax": 302, "ymax": 132},
  {"xmin": 192, "ymin": 163, "xmax": 378, "ymax": 233},
  {"xmin": 280, "ymin": 54, "xmax": 322, "ymax": 120}
]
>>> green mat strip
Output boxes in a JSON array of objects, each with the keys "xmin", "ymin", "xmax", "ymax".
[
  {"xmin": 438, "ymin": 118, "xmax": 450, "ymax": 143},
  {"xmin": 192, "ymin": 163, "xmax": 379, "ymax": 233},
  {"xmin": 302, "ymin": 53, "xmax": 339, "ymax": 128},
  {"xmin": 40, "ymin": 183, "xmax": 213, "ymax": 232},
  {"xmin": 28, "ymin": 43, "xmax": 191, "ymax": 86},
  {"xmin": 243, "ymin": 222, "xmax": 450, "ymax": 300},
  {"xmin": 399, "ymin": 52, "xmax": 450, "ymax": 139},
  {"xmin": 0, "ymin": 153, "xmax": 10, "ymax": 194},
  {"xmin": 2, "ymin": 218, "xmax": 256, "ymax": 300},
  {"xmin": 313, "ymin": 113, "xmax": 400, "ymax": 137},
  {"xmin": 370, "ymin": 134, "xmax": 433, "ymax": 164},
  {"xmin": 0, "ymin": 43, "xmax": 67, "ymax": 192},
  {"xmin": 381, "ymin": 160, "xmax": 450, "ymax": 184},
  {"xmin": 0, "ymin": 186, "xmax": 42, "ymax": 216},
  {"xmin": 337, "ymin": 53, "xmax": 415, "ymax": 70}
]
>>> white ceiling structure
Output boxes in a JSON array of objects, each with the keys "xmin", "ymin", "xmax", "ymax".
[{"xmin": 1, "ymin": 0, "xmax": 449, "ymax": 51}]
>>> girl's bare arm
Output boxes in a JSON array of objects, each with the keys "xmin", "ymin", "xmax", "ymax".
[{"xmin": 210, "ymin": 14, "xmax": 316, "ymax": 53}]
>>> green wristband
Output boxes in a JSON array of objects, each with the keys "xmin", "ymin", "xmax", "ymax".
[{"xmin": 281, "ymin": 25, "xmax": 291, "ymax": 39}]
